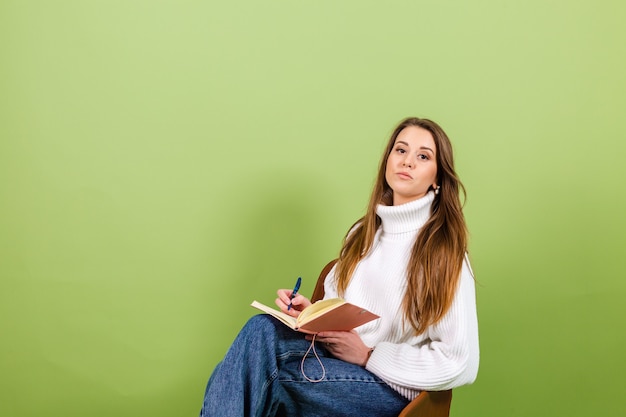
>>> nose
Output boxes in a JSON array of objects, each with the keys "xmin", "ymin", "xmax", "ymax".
[{"xmin": 402, "ymin": 155, "xmax": 414, "ymax": 168}]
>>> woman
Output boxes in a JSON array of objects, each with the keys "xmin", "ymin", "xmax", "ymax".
[{"xmin": 199, "ymin": 117, "xmax": 479, "ymax": 417}]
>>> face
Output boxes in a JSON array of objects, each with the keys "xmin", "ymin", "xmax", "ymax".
[{"xmin": 384, "ymin": 126, "xmax": 438, "ymax": 206}]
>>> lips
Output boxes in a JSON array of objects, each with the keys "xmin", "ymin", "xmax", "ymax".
[{"xmin": 397, "ymin": 172, "xmax": 413, "ymax": 179}]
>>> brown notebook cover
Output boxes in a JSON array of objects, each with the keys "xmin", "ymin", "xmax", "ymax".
[{"xmin": 251, "ymin": 298, "xmax": 379, "ymax": 334}]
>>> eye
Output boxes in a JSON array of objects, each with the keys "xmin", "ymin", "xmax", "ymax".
[
  {"xmin": 394, "ymin": 146, "xmax": 406, "ymax": 154},
  {"xmin": 417, "ymin": 153, "xmax": 429, "ymax": 160}
]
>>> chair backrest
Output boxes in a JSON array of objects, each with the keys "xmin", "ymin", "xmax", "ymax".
[
  {"xmin": 311, "ymin": 259, "xmax": 336, "ymax": 303},
  {"xmin": 312, "ymin": 259, "xmax": 452, "ymax": 417}
]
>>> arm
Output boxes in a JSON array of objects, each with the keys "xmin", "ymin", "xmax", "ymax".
[{"xmin": 366, "ymin": 261, "xmax": 480, "ymax": 391}]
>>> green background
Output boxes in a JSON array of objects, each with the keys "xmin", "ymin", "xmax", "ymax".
[{"xmin": 1, "ymin": 1, "xmax": 624, "ymax": 416}]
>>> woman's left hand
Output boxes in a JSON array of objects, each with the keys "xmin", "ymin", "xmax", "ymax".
[{"xmin": 306, "ymin": 331, "xmax": 372, "ymax": 367}]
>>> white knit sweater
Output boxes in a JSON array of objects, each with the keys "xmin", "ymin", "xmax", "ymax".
[{"xmin": 323, "ymin": 191, "xmax": 480, "ymax": 400}]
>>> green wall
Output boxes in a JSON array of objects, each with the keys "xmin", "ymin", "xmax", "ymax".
[{"xmin": 1, "ymin": 1, "xmax": 624, "ymax": 416}]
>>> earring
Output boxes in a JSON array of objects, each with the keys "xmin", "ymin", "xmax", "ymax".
[{"xmin": 435, "ymin": 185, "xmax": 440, "ymax": 195}]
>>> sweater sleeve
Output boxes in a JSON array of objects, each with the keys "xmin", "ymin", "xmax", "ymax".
[
  {"xmin": 365, "ymin": 259, "xmax": 480, "ymax": 392},
  {"xmin": 322, "ymin": 264, "xmax": 339, "ymax": 299}
]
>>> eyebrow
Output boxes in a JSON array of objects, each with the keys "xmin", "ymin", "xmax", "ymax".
[{"xmin": 395, "ymin": 141, "xmax": 435, "ymax": 154}]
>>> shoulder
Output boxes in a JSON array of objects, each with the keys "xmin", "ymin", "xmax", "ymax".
[{"xmin": 463, "ymin": 253, "xmax": 475, "ymax": 279}]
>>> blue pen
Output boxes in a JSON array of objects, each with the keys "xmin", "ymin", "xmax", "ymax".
[{"xmin": 287, "ymin": 277, "xmax": 302, "ymax": 311}]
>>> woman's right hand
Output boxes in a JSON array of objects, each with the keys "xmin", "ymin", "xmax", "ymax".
[{"xmin": 276, "ymin": 289, "xmax": 312, "ymax": 318}]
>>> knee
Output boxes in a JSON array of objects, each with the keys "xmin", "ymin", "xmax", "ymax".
[
  {"xmin": 239, "ymin": 314, "xmax": 280, "ymax": 341},
  {"xmin": 245, "ymin": 314, "xmax": 279, "ymax": 331}
]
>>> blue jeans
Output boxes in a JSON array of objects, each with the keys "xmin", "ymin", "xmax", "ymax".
[{"xmin": 200, "ymin": 315, "xmax": 409, "ymax": 417}]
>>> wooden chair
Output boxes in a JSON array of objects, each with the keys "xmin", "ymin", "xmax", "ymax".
[{"xmin": 311, "ymin": 260, "xmax": 453, "ymax": 417}]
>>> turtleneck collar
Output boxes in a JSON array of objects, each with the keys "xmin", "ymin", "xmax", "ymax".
[{"xmin": 376, "ymin": 191, "xmax": 435, "ymax": 234}]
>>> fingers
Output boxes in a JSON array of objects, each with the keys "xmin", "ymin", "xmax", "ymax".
[
  {"xmin": 276, "ymin": 289, "xmax": 292, "ymax": 307},
  {"xmin": 289, "ymin": 294, "xmax": 309, "ymax": 308},
  {"xmin": 274, "ymin": 290, "xmax": 311, "ymax": 317},
  {"xmin": 310, "ymin": 331, "xmax": 348, "ymax": 345},
  {"xmin": 310, "ymin": 331, "xmax": 370, "ymax": 366},
  {"xmin": 277, "ymin": 289, "xmax": 311, "ymax": 309},
  {"xmin": 275, "ymin": 297, "xmax": 298, "ymax": 317}
]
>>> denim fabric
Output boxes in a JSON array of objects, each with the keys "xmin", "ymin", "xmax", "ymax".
[{"xmin": 200, "ymin": 315, "xmax": 409, "ymax": 417}]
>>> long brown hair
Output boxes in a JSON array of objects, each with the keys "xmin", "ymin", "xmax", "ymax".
[{"xmin": 335, "ymin": 117, "xmax": 468, "ymax": 335}]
